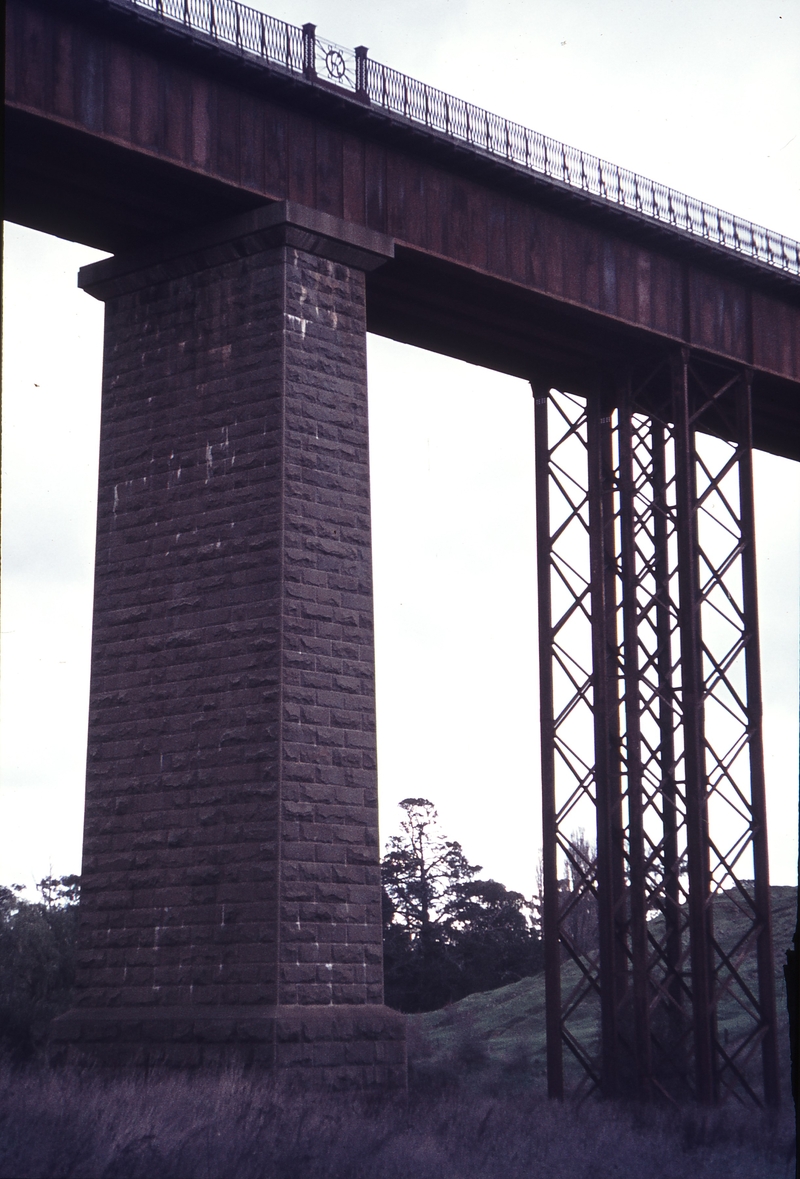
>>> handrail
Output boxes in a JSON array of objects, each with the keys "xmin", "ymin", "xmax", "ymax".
[{"xmin": 121, "ymin": 0, "xmax": 799, "ymax": 278}]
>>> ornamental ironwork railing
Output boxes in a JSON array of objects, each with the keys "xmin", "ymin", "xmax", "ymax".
[{"xmin": 123, "ymin": 0, "xmax": 800, "ymax": 277}]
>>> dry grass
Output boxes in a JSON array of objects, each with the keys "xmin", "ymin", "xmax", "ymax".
[{"xmin": 0, "ymin": 1064, "xmax": 795, "ymax": 1179}]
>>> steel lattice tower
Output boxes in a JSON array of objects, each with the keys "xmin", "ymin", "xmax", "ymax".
[{"xmin": 534, "ymin": 351, "xmax": 779, "ymax": 1106}]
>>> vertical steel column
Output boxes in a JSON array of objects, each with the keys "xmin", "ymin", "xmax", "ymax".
[
  {"xmin": 617, "ymin": 383, "xmax": 653, "ymax": 1096},
  {"xmin": 587, "ymin": 394, "xmax": 626, "ymax": 1096},
  {"xmin": 533, "ymin": 383, "xmax": 602, "ymax": 1098},
  {"xmin": 735, "ymin": 373, "xmax": 780, "ymax": 1108},
  {"xmin": 534, "ymin": 386, "xmax": 564, "ymax": 1101},
  {"xmin": 649, "ymin": 412, "xmax": 693, "ymax": 1103},
  {"xmin": 673, "ymin": 354, "xmax": 778, "ymax": 1106},
  {"xmin": 671, "ymin": 348, "xmax": 717, "ymax": 1105},
  {"xmin": 536, "ymin": 359, "xmax": 778, "ymax": 1107},
  {"xmin": 623, "ymin": 372, "xmax": 695, "ymax": 1102},
  {"xmin": 650, "ymin": 417, "xmax": 684, "ymax": 1020},
  {"xmin": 602, "ymin": 401, "xmax": 630, "ymax": 1057}
]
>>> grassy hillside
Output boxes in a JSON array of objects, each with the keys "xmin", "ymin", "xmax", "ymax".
[{"xmin": 408, "ymin": 885, "xmax": 797, "ymax": 1095}]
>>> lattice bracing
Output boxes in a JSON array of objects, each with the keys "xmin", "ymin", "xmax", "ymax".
[
  {"xmin": 535, "ymin": 389, "xmax": 603, "ymax": 1099},
  {"xmin": 618, "ymin": 379, "xmax": 694, "ymax": 1102},
  {"xmin": 671, "ymin": 356, "xmax": 779, "ymax": 1106},
  {"xmin": 534, "ymin": 357, "xmax": 780, "ymax": 1106}
]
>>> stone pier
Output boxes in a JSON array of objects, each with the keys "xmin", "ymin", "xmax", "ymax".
[{"xmin": 50, "ymin": 202, "xmax": 406, "ymax": 1086}]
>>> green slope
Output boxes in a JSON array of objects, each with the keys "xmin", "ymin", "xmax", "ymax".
[{"xmin": 407, "ymin": 885, "xmax": 797, "ymax": 1093}]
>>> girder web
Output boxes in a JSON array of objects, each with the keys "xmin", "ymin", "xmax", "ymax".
[{"xmin": 534, "ymin": 360, "xmax": 780, "ymax": 1106}]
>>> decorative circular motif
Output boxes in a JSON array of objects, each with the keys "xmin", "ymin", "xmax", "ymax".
[{"xmin": 324, "ymin": 49, "xmax": 346, "ymax": 80}]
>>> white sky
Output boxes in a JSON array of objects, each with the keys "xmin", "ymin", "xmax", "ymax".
[{"xmin": 2, "ymin": 0, "xmax": 799, "ymax": 897}]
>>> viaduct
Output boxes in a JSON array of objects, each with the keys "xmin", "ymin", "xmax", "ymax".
[{"xmin": 5, "ymin": 0, "xmax": 800, "ymax": 1100}]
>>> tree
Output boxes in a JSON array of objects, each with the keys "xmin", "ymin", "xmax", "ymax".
[
  {"xmin": 560, "ymin": 830, "xmax": 598, "ymax": 957},
  {"xmin": 0, "ymin": 876, "xmax": 80, "ymax": 1060},
  {"xmin": 381, "ymin": 799, "xmax": 480, "ymax": 940},
  {"xmin": 381, "ymin": 799, "xmax": 479, "ymax": 1012},
  {"xmin": 36, "ymin": 875, "xmax": 80, "ymax": 908},
  {"xmin": 531, "ymin": 831, "xmax": 599, "ymax": 960},
  {"xmin": 381, "ymin": 800, "xmax": 543, "ymax": 1012},
  {"xmin": 444, "ymin": 878, "xmax": 543, "ymax": 995}
]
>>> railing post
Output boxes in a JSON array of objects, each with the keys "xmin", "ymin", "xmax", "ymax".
[
  {"xmin": 355, "ymin": 45, "xmax": 369, "ymax": 101},
  {"xmin": 302, "ymin": 23, "xmax": 316, "ymax": 79}
]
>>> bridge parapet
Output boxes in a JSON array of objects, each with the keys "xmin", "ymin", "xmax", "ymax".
[{"xmin": 101, "ymin": 0, "xmax": 800, "ymax": 278}]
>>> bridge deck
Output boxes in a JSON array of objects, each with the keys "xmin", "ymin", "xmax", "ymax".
[{"xmin": 5, "ymin": 0, "xmax": 800, "ymax": 457}]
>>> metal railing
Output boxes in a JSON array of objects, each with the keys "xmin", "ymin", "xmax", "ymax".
[{"xmin": 124, "ymin": 0, "xmax": 800, "ymax": 277}]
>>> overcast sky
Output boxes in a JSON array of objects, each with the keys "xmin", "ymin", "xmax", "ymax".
[{"xmin": 2, "ymin": 0, "xmax": 799, "ymax": 898}]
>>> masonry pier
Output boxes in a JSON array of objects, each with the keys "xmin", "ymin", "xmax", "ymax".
[{"xmin": 50, "ymin": 203, "xmax": 406, "ymax": 1085}]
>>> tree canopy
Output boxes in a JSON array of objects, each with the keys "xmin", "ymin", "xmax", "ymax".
[
  {"xmin": 0, "ymin": 876, "xmax": 80, "ymax": 1059},
  {"xmin": 381, "ymin": 799, "xmax": 543, "ymax": 1012}
]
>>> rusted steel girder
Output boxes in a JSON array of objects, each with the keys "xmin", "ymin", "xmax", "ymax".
[{"xmin": 533, "ymin": 355, "xmax": 780, "ymax": 1106}]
